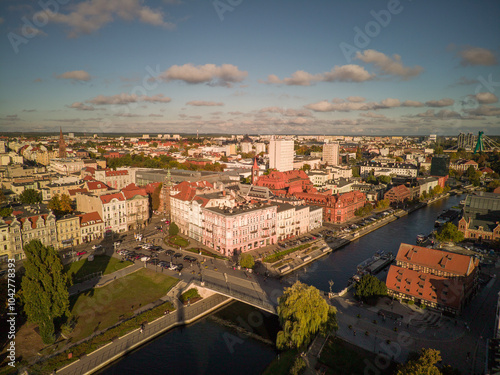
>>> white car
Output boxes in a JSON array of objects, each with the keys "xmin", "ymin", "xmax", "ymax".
[
  {"xmin": 92, "ymin": 244, "xmax": 102, "ymax": 250},
  {"xmin": 140, "ymin": 256, "xmax": 151, "ymax": 262}
]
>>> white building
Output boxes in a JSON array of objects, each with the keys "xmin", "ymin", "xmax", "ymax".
[
  {"xmin": 269, "ymin": 138, "xmax": 294, "ymax": 172},
  {"xmin": 254, "ymin": 143, "xmax": 266, "ymax": 154},
  {"xmin": 328, "ymin": 165, "xmax": 353, "ymax": 180},
  {"xmin": 309, "ymin": 206, "xmax": 323, "ymax": 231},
  {"xmin": 240, "ymin": 142, "xmax": 252, "ymax": 154},
  {"xmin": 323, "ymin": 142, "xmax": 339, "ymax": 166}
]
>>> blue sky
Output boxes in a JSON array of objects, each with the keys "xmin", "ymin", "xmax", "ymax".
[{"xmin": 0, "ymin": 0, "xmax": 499, "ymax": 135}]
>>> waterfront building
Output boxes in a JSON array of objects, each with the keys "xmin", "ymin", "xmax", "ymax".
[
  {"xmin": 269, "ymin": 137, "xmax": 294, "ymax": 172},
  {"xmin": 359, "ymin": 161, "xmax": 418, "ymax": 178},
  {"xmin": 384, "ymin": 184, "xmax": 412, "ymax": 204},
  {"xmin": 386, "ymin": 243, "xmax": 479, "ymax": 315},
  {"xmin": 458, "ymin": 192, "xmax": 500, "ymax": 242},
  {"xmin": 450, "ymin": 159, "xmax": 479, "ymax": 173},
  {"xmin": 202, "ymin": 202, "xmax": 277, "ymax": 256}
]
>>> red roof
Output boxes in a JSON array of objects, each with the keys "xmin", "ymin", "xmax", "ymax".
[
  {"xmin": 386, "ymin": 265, "xmax": 463, "ymax": 310},
  {"xmin": 78, "ymin": 211, "xmax": 103, "ymax": 226},
  {"xmin": 145, "ymin": 182, "xmax": 161, "ymax": 194},
  {"xmin": 396, "ymin": 243, "xmax": 478, "ymax": 276},
  {"xmin": 86, "ymin": 180, "xmax": 109, "ymax": 191},
  {"xmin": 105, "ymin": 170, "xmax": 128, "ymax": 177},
  {"xmin": 172, "ymin": 186, "xmax": 197, "ymax": 201},
  {"xmin": 68, "ymin": 188, "xmax": 88, "ymax": 196},
  {"xmin": 99, "ymin": 192, "xmax": 125, "ymax": 204},
  {"xmin": 83, "ymin": 175, "xmax": 94, "ymax": 181}
]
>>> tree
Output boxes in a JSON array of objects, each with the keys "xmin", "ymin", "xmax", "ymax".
[
  {"xmin": 352, "ymin": 166, "xmax": 360, "ymax": 178},
  {"xmin": 0, "ymin": 190, "xmax": 6, "ymax": 204},
  {"xmin": 169, "ymin": 222, "xmax": 179, "ymax": 236},
  {"xmin": 47, "ymin": 194, "xmax": 61, "ymax": 212},
  {"xmin": 354, "ymin": 274, "xmax": 387, "ymax": 301},
  {"xmin": 0, "ymin": 207, "xmax": 13, "ymax": 217},
  {"xmin": 397, "ymin": 348, "xmax": 442, "ymax": 375},
  {"xmin": 432, "ymin": 185, "xmax": 443, "ymax": 196},
  {"xmin": 302, "ymin": 164, "xmax": 311, "ymax": 172},
  {"xmin": 60, "ymin": 194, "xmax": 73, "ymax": 213},
  {"xmin": 375, "ymin": 199, "xmax": 390, "ymax": 210},
  {"xmin": 436, "ymin": 223, "xmax": 464, "ymax": 243},
  {"xmin": 20, "ymin": 240, "xmax": 70, "ymax": 344},
  {"xmin": 239, "ymin": 253, "xmax": 255, "ymax": 269},
  {"xmin": 277, "ymin": 281, "xmax": 337, "ymax": 351},
  {"xmin": 19, "ymin": 189, "xmax": 42, "ymax": 204},
  {"xmin": 377, "ymin": 175, "xmax": 391, "ymax": 185},
  {"xmin": 356, "ymin": 147, "xmax": 362, "ymax": 160},
  {"xmin": 151, "ymin": 184, "xmax": 162, "ymax": 211}
]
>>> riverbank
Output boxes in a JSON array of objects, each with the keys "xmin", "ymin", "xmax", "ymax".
[
  {"xmin": 55, "ymin": 290, "xmax": 232, "ymax": 375},
  {"xmin": 265, "ymin": 193, "xmax": 454, "ymax": 278}
]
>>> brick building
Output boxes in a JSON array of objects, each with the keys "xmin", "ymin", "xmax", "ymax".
[
  {"xmin": 384, "ymin": 184, "xmax": 412, "ymax": 204},
  {"xmin": 254, "ymin": 170, "xmax": 316, "ymax": 196},
  {"xmin": 386, "ymin": 243, "xmax": 479, "ymax": 315},
  {"xmin": 458, "ymin": 192, "xmax": 500, "ymax": 242}
]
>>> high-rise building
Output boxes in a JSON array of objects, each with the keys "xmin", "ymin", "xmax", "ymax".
[
  {"xmin": 58, "ymin": 127, "xmax": 66, "ymax": 158},
  {"xmin": 430, "ymin": 155, "xmax": 450, "ymax": 177},
  {"xmin": 269, "ymin": 137, "xmax": 294, "ymax": 172},
  {"xmin": 322, "ymin": 142, "xmax": 339, "ymax": 166}
]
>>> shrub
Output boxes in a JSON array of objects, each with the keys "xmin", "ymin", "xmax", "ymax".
[
  {"xmin": 180, "ymin": 288, "xmax": 200, "ymax": 303},
  {"xmin": 289, "ymin": 356, "xmax": 306, "ymax": 375}
]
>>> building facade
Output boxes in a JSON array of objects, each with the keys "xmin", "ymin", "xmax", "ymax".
[
  {"xmin": 323, "ymin": 142, "xmax": 339, "ymax": 166},
  {"xmin": 269, "ymin": 138, "xmax": 294, "ymax": 172}
]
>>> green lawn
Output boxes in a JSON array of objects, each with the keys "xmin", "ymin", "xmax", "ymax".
[
  {"xmin": 69, "ymin": 268, "xmax": 178, "ymax": 342},
  {"xmin": 318, "ymin": 337, "xmax": 397, "ymax": 374},
  {"xmin": 64, "ymin": 255, "xmax": 133, "ymax": 282},
  {"xmin": 167, "ymin": 235, "xmax": 190, "ymax": 247},
  {"xmin": 263, "ymin": 244, "xmax": 311, "ymax": 263}
]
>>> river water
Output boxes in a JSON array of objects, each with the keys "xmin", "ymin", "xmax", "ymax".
[{"xmin": 98, "ymin": 195, "xmax": 462, "ymax": 375}]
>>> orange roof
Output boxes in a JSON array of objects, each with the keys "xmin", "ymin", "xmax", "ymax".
[
  {"xmin": 386, "ymin": 265, "xmax": 463, "ymax": 310},
  {"xmin": 68, "ymin": 188, "xmax": 88, "ymax": 196},
  {"xmin": 99, "ymin": 192, "xmax": 125, "ymax": 204},
  {"xmin": 86, "ymin": 180, "xmax": 109, "ymax": 190},
  {"xmin": 105, "ymin": 170, "xmax": 128, "ymax": 177},
  {"xmin": 78, "ymin": 211, "xmax": 103, "ymax": 226},
  {"xmin": 396, "ymin": 243, "xmax": 478, "ymax": 276},
  {"xmin": 145, "ymin": 182, "xmax": 161, "ymax": 194},
  {"xmin": 172, "ymin": 186, "xmax": 197, "ymax": 201}
]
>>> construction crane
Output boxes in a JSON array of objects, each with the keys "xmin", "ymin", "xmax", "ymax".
[{"xmin": 473, "ymin": 131, "xmax": 500, "ymax": 154}]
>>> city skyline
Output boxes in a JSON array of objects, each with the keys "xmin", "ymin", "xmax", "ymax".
[{"xmin": 1, "ymin": 0, "xmax": 499, "ymax": 135}]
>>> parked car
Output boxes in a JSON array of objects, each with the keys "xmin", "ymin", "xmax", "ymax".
[
  {"xmin": 174, "ymin": 253, "xmax": 183, "ymax": 258},
  {"xmin": 77, "ymin": 251, "xmax": 87, "ymax": 256},
  {"xmin": 165, "ymin": 250, "xmax": 175, "ymax": 256},
  {"xmin": 140, "ymin": 256, "xmax": 151, "ymax": 262},
  {"xmin": 183, "ymin": 255, "xmax": 197, "ymax": 263},
  {"xmin": 176, "ymin": 263, "xmax": 184, "ymax": 271},
  {"xmin": 92, "ymin": 245, "xmax": 102, "ymax": 250}
]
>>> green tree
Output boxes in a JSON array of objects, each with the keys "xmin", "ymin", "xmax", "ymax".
[
  {"xmin": 434, "ymin": 146, "xmax": 444, "ymax": 155},
  {"xmin": 290, "ymin": 357, "xmax": 306, "ymax": 375},
  {"xmin": 0, "ymin": 207, "xmax": 13, "ymax": 217},
  {"xmin": 375, "ymin": 199, "xmax": 390, "ymax": 210},
  {"xmin": 169, "ymin": 222, "xmax": 179, "ymax": 236},
  {"xmin": 19, "ymin": 189, "xmax": 42, "ymax": 204},
  {"xmin": 277, "ymin": 281, "xmax": 337, "ymax": 351},
  {"xmin": 432, "ymin": 185, "xmax": 443, "ymax": 196},
  {"xmin": 302, "ymin": 164, "xmax": 311, "ymax": 172},
  {"xmin": 354, "ymin": 274, "xmax": 387, "ymax": 301},
  {"xmin": 20, "ymin": 240, "xmax": 70, "ymax": 344},
  {"xmin": 0, "ymin": 190, "xmax": 6, "ymax": 204},
  {"xmin": 47, "ymin": 194, "xmax": 61, "ymax": 212},
  {"xmin": 397, "ymin": 348, "xmax": 442, "ymax": 375},
  {"xmin": 356, "ymin": 147, "xmax": 362, "ymax": 160},
  {"xmin": 377, "ymin": 175, "xmax": 391, "ymax": 185},
  {"xmin": 352, "ymin": 166, "xmax": 360, "ymax": 178},
  {"xmin": 395, "ymin": 156, "xmax": 404, "ymax": 162},
  {"xmin": 240, "ymin": 253, "xmax": 255, "ymax": 269},
  {"xmin": 436, "ymin": 223, "xmax": 464, "ymax": 243}
]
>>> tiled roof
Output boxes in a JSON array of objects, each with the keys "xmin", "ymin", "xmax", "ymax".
[
  {"xmin": 99, "ymin": 192, "xmax": 125, "ymax": 204},
  {"xmin": 386, "ymin": 265, "xmax": 463, "ymax": 310},
  {"xmin": 172, "ymin": 186, "xmax": 197, "ymax": 201},
  {"xmin": 105, "ymin": 170, "xmax": 128, "ymax": 177},
  {"xmin": 68, "ymin": 188, "xmax": 88, "ymax": 196},
  {"xmin": 396, "ymin": 243, "xmax": 478, "ymax": 276},
  {"xmin": 86, "ymin": 180, "xmax": 109, "ymax": 190},
  {"xmin": 78, "ymin": 211, "xmax": 103, "ymax": 226}
]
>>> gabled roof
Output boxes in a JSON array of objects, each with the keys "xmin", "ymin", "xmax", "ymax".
[
  {"xmin": 99, "ymin": 192, "xmax": 125, "ymax": 204},
  {"xmin": 86, "ymin": 180, "xmax": 109, "ymax": 190},
  {"xmin": 78, "ymin": 211, "xmax": 103, "ymax": 226},
  {"xmin": 386, "ymin": 265, "xmax": 463, "ymax": 310},
  {"xmin": 396, "ymin": 243, "xmax": 478, "ymax": 276},
  {"xmin": 172, "ymin": 186, "xmax": 197, "ymax": 202}
]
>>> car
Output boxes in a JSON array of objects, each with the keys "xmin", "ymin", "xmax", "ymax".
[
  {"xmin": 92, "ymin": 245, "xmax": 102, "ymax": 250},
  {"xmin": 165, "ymin": 250, "xmax": 175, "ymax": 256},
  {"xmin": 168, "ymin": 263, "xmax": 178, "ymax": 271},
  {"xmin": 184, "ymin": 256, "xmax": 197, "ymax": 263},
  {"xmin": 140, "ymin": 256, "xmax": 151, "ymax": 262},
  {"xmin": 176, "ymin": 263, "xmax": 184, "ymax": 271},
  {"xmin": 158, "ymin": 261, "xmax": 168, "ymax": 267},
  {"xmin": 77, "ymin": 251, "xmax": 87, "ymax": 256},
  {"xmin": 173, "ymin": 252, "xmax": 182, "ymax": 258},
  {"xmin": 134, "ymin": 246, "xmax": 142, "ymax": 251}
]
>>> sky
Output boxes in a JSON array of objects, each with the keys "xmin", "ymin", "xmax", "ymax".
[{"xmin": 0, "ymin": 0, "xmax": 499, "ymax": 136}]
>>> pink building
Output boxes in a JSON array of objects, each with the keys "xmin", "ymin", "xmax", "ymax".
[{"xmin": 202, "ymin": 203, "xmax": 277, "ymax": 257}]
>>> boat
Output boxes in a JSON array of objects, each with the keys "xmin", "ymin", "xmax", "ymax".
[
  {"xmin": 349, "ymin": 252, "xmax": 394, "ymax": 284},
  {"xmin": 416, "ymin": 234, "xmax": 427, "ymax": 244},
  {"xmin": 434, "ymin": 208, "xmax": 461, "ymax": 226}
]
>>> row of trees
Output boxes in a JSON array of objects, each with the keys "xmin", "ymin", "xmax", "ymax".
[
  {"xmin": 106, "ymin": 153, "xmax": 226, "ymax": 172},
  {"xmin": 47, "ymin": 194, "xmax": 73, "ymax": 215}
]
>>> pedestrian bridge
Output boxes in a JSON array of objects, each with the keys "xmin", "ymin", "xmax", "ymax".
[{"xmin": 192, "ymin": 277, "xmax": 278, "ymax": 315}]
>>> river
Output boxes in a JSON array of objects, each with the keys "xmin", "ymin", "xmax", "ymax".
[{"xmin": 98, "ymin": 195, "xmax": 462, "ymax": 375}]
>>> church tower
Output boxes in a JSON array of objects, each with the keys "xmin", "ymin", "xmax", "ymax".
[
  {"xmin": 58, "ymin": 127, "xmax": 67, "ymax": 158},
  {"xmin": 251, "ymin": 157, "xmax": 259, "ymax": 184},
  {"xmin": 159, "ymin": 169, "xmax": 173, "ymax": 219}
]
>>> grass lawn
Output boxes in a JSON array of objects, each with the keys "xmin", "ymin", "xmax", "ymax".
[
  {"xmin": 69, "ymin": 268, "xmax": 178, "ymax": 342},
  {"xmin": 262, "ymin": 349, "xmax": 298, "ymax": 375},
  {"xmin": 263, "ymin": 244, "xmax": 311, "ymax": 263},
  {"xmin": 318, "ymin": 337, "xmax": 397, "ymax": 374},
  {"xmin": 186, "ymin": 247, "xmax": 227, "ymax": 260},
  {"xmin": 167, "ymin": 235, "xmax": 190, "ymax": 247},
  {"xmin": 64, "ymin": 255, "xmax": 133, "ymax": 282}
]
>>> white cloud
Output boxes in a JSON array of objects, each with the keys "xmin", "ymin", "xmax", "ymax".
[
  {"xmin": 259, "ymin": 107, "xmax": 312, "ymax": 117},
  {"xmin": 305, "ymin": 97, "xmax": 401, "ymax": 112},
  {"xmin": 360, "ymin": 112, "xmax": 387, "ymax": 119},
  {"xmin": 35, "ymin": 0, "xmax": 175, "ymax": 38},
  {"xmin": 473, "ymin": 92, "xmax": 498, "ymax": 104},
  {"xmin": 457, "ymin": 46, "xmax": 497, "ymax": 66},
  {"xmin": 87, "ymin": 93, "xmax": 171, "ymax": 105},
  {"xmin": 415, "ymin": 109, "xmax": 462, "ymax": 119},
  {"xmin": 69, "ymin": 102, "xmax": 95, "ymax": 111},
  {"xmin": 402, "ymin": 100, "xmax": 424, "ymax": 107},
  {"xmin": 355, "ymin": 50, "xmax": 423, "ymax": 80},
  {"xmin": 159, "ymin": 63, "xmax": 247, "ymax": 87},
  {"xmin": 425, "ymin": 98, "xmax": 454, "ymax": 107},
  {"xmin": 347, "ymin": 96, "xmax": 366, "ymax": 103},
  {"xmin": 56, "ymin": 70, "xmax": 91, "ymax": 81},
  {"xmin": 262, "ymin": 65, "xmax": 374, "ymax": 86},
  {"xmin": 377, "ymin": 98, "xmax": 400, "ymax": 108},
  {"xmin": 186, "ymin": 101, "xmax": 224, "ymax": 106}
]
